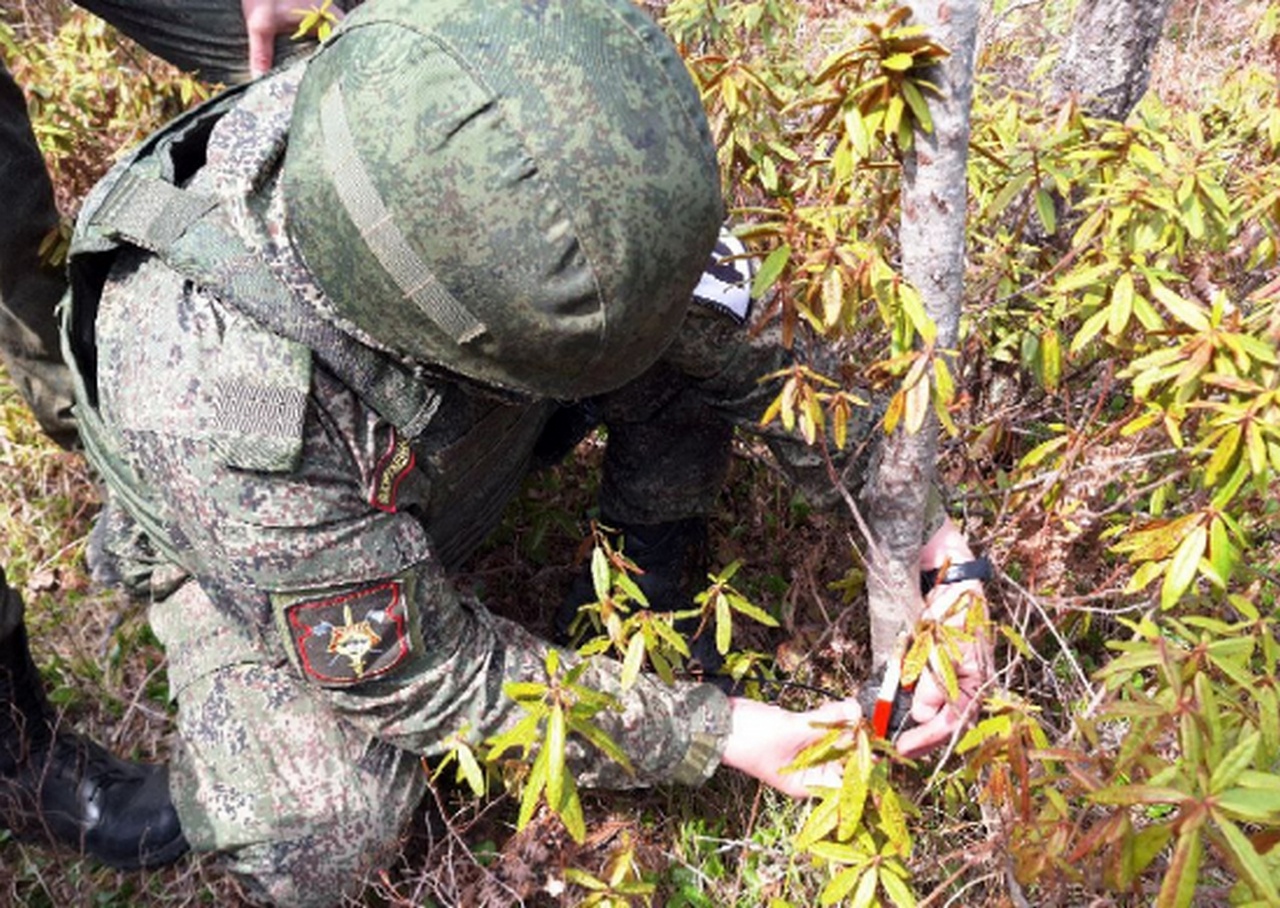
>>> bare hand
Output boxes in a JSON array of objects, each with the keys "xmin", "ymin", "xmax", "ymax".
[
  {"xmin": 894, "ymin": 521, "xmax": 991, "ymax": 758},
  {"xmin": 241, "ymin": 0, "xmax": 344, "ymax": 77},
  {"xmin": 720, "ymin": 697, "xmax": 862, "ymax": 797}
]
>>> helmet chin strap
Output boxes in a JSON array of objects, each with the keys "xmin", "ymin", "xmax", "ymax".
[{"xmin": 319, "ymin": 80, "xmax": 487, "ymax": 347}]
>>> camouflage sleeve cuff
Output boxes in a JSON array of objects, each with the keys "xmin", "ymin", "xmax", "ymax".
[{"xmin": 667, "ymin": 683, "xmax": 733, "ymax": 787}]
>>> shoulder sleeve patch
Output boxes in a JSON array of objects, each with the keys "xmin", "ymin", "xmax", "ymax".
[
  {"xmin": 691, "ymin": 228, "xmax": 756, "ymax": 325},
  {"xmin": 369, "ymin": 430, "xmax": 415, "ymax": 513},
  {"xmin": 280, "ymin": 580, "xmax": 412, "ymax": 686}
]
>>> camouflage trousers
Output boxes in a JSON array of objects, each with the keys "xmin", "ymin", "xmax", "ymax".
[{"xmin": 150, "ymin": 578, "xmax": 427, "ymax": 908}]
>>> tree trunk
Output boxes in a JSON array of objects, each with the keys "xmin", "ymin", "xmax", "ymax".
[
  {"xmin": 863, "ymin": 0, "xmax": 978, "ymax": 669},
  {"xmin": 1051, "ymin": 0, "xmax": 1173, "ymax": 122}
]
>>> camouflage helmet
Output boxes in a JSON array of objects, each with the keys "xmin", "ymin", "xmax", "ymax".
[{"xmin": 282, "ymin": 0, "xmax": 723, "ymax": 399}]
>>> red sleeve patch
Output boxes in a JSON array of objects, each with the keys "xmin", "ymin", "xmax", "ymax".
[
  {"xmin": 369, "ymin": 432, "xmax": 415, "ymax": 513},
  {"xmin": 284, "ymin": 581, "xmax": 411, "ymax": 685}
]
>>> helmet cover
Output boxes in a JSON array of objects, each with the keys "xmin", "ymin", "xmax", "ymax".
[{"xmin": 282, "ymin": 0, "xmax": 724, "ymax": 399}]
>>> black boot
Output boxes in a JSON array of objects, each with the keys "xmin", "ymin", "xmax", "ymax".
[
  {"xmin": 554, "ymin": 517, "xmax": 724, "ymax": 676},
  {"xmin": 0, "ymin": 571, "xmax": 188, "ymax": 870}
]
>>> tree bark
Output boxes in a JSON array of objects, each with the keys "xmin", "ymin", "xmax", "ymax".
[
  {"xmin": 863, "ymin": 0, "xmax": 978, "ymax": 669},
  {"xmin": 1051, "ymin": 0, "xmax": 1173, "ymax": 122}
]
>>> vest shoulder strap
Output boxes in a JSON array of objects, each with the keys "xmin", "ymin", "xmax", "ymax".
[{"xmin": 69, "ymin": 91, "xmax": 441, "ymax": 444}]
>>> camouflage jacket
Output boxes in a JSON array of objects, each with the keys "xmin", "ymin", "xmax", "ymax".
[{"xmin": 71, "ymin": 68, "xmax": 872, "ymax": 790}]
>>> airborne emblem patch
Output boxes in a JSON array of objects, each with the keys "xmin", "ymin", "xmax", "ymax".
[
  {"xmin": 284, "ymin": 581, "xmax": 411, "ymax": 685},
  {"xmin": 369, "ymin": 433, "xmax": 415, "ymax": 513}
]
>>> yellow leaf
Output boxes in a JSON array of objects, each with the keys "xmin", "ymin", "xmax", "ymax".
[
  {"xmin": 1109, "ymin": 271, "xmax": 1135, "ymax": 336},
  {"xmin": 1149, "ymin": 282, "xmax": 1210, "ymax": 331},
  {"xmin": 1246, "ymin": 423, "xmax": 1268, "ymax": 477},
  {"xmin": 884, "ymin": 388, "xmax": 905, "ymax": 434},
  {"xmin": 885, "ymin": 94, "xmax": 905, "ymax": 141},
  {"xmin": 837, "ymin": 752, "xmax": 869, "ymax": 839},
  {"xmin": 621, "ymin": 632, "xmax": 645, "ymax": 690},
  {"xmin": 1040, "ymin": 327, "xmax": 1062, "ymax": 392},
  {"xmin": 1161, "ymin": 523, "xmax": 1206, "ymax": 609},
  {"xmin": 881, "ymin": 52, "xmax": 915, "ymax": 71},
  {"xmin": 822, "ymin": 267, "xmax": 845, "ymax": 329},
  {"xmin": 845, "ymin": 109, "xmax": 871, "ymax": 159},
  {"xmin": 1203, "ymin": 424, "xmax": 1241, "ymax": 486},
  {"xmin": 715, "ymin": 593, "xmax": 732, "ymax": 655},
  {"xmin": 879, "ymin": 866, "xmax": 917, "ymax": 907}
]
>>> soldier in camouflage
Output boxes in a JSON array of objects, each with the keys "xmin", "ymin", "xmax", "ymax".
[
  {"xmin": 0, "ymin": 0, "xmax": 346, "ymax": 871},
  {"xmin": 59, "ymin": 0, "xmax": 989, "ymax": 903}
]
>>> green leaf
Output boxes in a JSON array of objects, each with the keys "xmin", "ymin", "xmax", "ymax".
[
  {"xmin": 569, "ymin": 716, "xmax": 634, "ymax": 773},
  {"xmin": 1020, "ymin": 434, "xmax": 1069, "ymax": 468},
  {"xmin": 504, "ymin": 681, "xmax": 549, "ymax": 703},
  {"xmin": 486, "ymin": 711, "xmax": 540, "ymax": 761},
  {"xmin": 558, "ymin": 770, "xmax": 586, "ymax": 843},
  {"xmin": 1035, "ymin": 187, "xmax": 1057, "ymax": 234},
  {"xmin": 1215, "ymin": 787, "xmax": 1280, "ymax": 823},
  {"xmin": 879, "ymin": 865, "xmax": 917, "ymax": 907},
  {"xmin": 1207, "ymin": 513, "xmax": 1239, "ymax": 584},
  {"xmin": 885, "ymin": 94, "xmax": 905, "ymax": 143},
  {"xmin": 1216, "ymin": 815, "xmax": 1280, "ymax": 904},
  {"xmin": 796, "ymin": 791, "xmax": 841, "ymax": 849},
  {"xmin": 1210, "ymin": 729, "xmax": 1260, "ymax": 794},
  {"xmin": 1238, "ymin": 769, "xmax": 1280, "ymax": 791},
  {"xmin": 753, "ymin": 244, "xmax": 791, "ymax": 298},
  {"xmin": 1130, "ymin": 822, "xmax": 1174, "ymax": 880},
  {"xmin": 545, "ymin": 705, "xmax": 567, "ymax": 809},
  {"xmin": 1255, "ymin": 685, "xmax": 1280, "ymax": 758},
  {"xmin": 900, "ymin": 78, "xmax": 932, "ymax": 133},
  {"xmin": 715, "ymin": 593, "xmax": 732, "ymax": 655},
  {"xmin": 1039, "ymin": 327, "xmax": 1062, "ymax": 391},
  {"xmin": 1054, "ymin": 261, "xmax": 1119, "ymax": 295},
  {"xmin": 1091, "ymin": 785, "xmax": 1188, "ymax": 807},
  {"xmin": 808, "ymin": 841, "xmax": 865, "ymax": 865},
  {"xmin": 878, "ymin": 786, "xmax": 912, "ymax": 857},
  {"xmin": 898, "ymin": 283, "xmax": 937, "ymax": 344},
  {"xmin": 819, "ymin": 867, "xmax": 866, "ymax": 906},
  {"xmin": 1072, "ymin": 305, "xmax": 1112, "ymax": 353},
  {"xmin": 728, "ymin": 594, "xmax": 780, "ymax": 627},
  {"xmin": 650, "ymin": 614, "xmax": 692, "ymax": 657},
  {"xmin": 845, "ymin": 109, "xmax": 871, "ymax": 159},
  {"xmin": 617, "ymin": 571, "xmax": 648, "ymax": 607},
  {"xmin": 519, "ymin": 744, "xmax": 549, "ymax": 830},
  {"xmin": 1156, "ymin": 828, "xmax": 1202, "ymax": 908}
]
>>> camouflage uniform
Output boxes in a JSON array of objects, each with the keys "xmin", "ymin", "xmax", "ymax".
[
  {"xmin": 0, "ymin": 1, "xmax": 344, "ymax": 449},
  {"xmin": 62, "ymin": 3, "xmax": 872, "ymax": 904}
]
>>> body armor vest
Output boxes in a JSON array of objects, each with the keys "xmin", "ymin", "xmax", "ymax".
[{"xmin": 62, "ymin": 81, "xmax": 458, "ymax": 566}]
